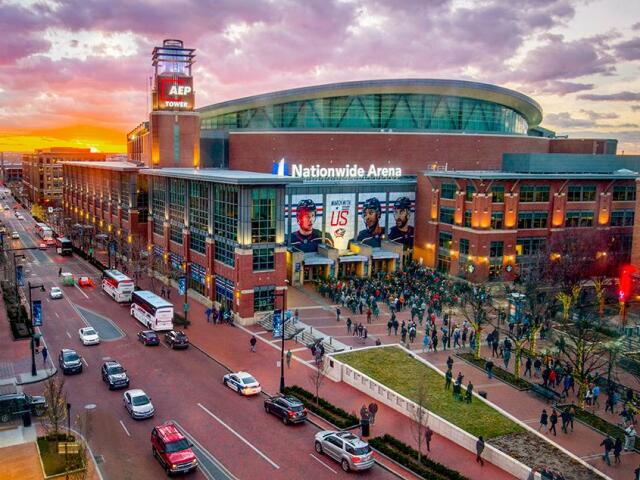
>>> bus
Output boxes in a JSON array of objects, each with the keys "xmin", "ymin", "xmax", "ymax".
[
  {"xmin": 102, "ymin": 269, "xmax": 135, "ymax": 302},
  {"xmin": 35, "ymin": 223, "xmax": 55, "ymax": 245},
  {"xmin": 55, "ymin": 237, "xmax": 73, "ymax": 256},
  {"xmin": 130, "ymin": 290, "xmax": 174, "ymax": 331}
]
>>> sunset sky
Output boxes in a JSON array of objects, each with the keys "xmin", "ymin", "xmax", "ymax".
[{"xmin": 1, "ymin": 0, "xmax": 639, "ymax": 153}]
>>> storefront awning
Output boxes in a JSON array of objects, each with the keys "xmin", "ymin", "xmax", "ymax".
[
  {"xmin": 371, "ymin": 249, "xmax": 400, "ymax": 260},
  {"xmin": 303, "ymin": 253, "xmax": 334, "ymax": 266},
  {"xmin": 338, "ymin": 255, "xmax": 368, "ymax": 263}
]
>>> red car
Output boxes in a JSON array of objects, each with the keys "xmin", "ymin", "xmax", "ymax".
[
  {"xmin": 77, "ymin": 277, "xmax": 95, "ymax": 288},
  {"xmin": 151, "ymin": 422, "xmax": 198, "ymax": 475}
]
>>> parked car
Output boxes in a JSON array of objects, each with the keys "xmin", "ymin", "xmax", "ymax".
[
  {"xmin": 314, "ymin": 431, "xmax": 374, "ymax": 472},
  {"xmin": 79, "ymin": 327, "xmax": 100, "ymax": 346},
  {"xmin": 137, "ymin": 330, "xmax": 160, "ymax": 346},
  {"xmin": 10, "ymin": 231, "xmax": 19, "ymax": 239},
  {"xmin": 123, "ymin": 389, "xmax": 154, "ymax": 419},
  {"xmin": 49, "ymin": 287, "xmax": 63, "ymax": 299},
  {"xmin": 101, "ymin": 361, "xmax": 130, "ymax": 390},
  {"xmin": 58, "ymin": 349, "xmax": 83, "ymax": 375},
  {"xmin": 38, "ymin": 242, "xmax": 47, "ymax": 250},
  {"xmin": 164, "ymin": 330, "xmax": 189, "ymax": 349},
  {"xmin": 151, "ymin": 422, "xmax": 198, "ymax": 475},
  {"xmin": 264, "ymin": 395, "xmax": 307, "ymax": 424},
  {"xmin": 223, "ymin": 371, "xmax": 261, "ymax": 396},
  {"xmin": 0, "ymin": 393, "xmax": 47, "ymax": 423}
]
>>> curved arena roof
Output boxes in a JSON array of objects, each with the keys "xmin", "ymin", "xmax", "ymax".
[{"xmin": 198, "ymin": 79, "xmax": 543, "ymax": 135}]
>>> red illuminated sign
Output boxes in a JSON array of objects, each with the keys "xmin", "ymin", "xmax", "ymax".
[
  {"xmin": 619, "ymin": 264, "xmax": 636, "ymax": 301},
  {"xmin": 155, "ymin": 75, "xmax": 194, "ymax": 111}
]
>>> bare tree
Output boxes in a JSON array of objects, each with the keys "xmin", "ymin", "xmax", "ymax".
[
  {"xmin": 410, "ymin": 378, "xmax": 430, "ymax": 463},
  {"xmin": 308, "ymin": 360, "xmax": 329, "ymax": 405},
  {"xmin": 459, "ymin": 283, "xmax": 493, "ymax": 359},
  {"xmin": 41, "ymin": 376, "xmax": 67, "ymax": 440},
  {"xmin": 67, "ymin": 410, "xmax": 93, "ymax": 480}
]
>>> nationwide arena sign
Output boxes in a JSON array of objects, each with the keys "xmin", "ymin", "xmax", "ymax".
[{"xmin": 273, "ymin": 159, "xmax": 402, "ymax": 179}]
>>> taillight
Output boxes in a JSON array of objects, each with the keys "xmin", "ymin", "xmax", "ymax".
[
  {"xmin": 288, "ymin": 411, "xmax": 295, "ymax": 417},
  {"xmin": 303, "ymin": 408, "xmax": 308, "ymax": 414},
  {"xmin": 352, "ymin": 456, "xmax": 361, "ymax": 464}
]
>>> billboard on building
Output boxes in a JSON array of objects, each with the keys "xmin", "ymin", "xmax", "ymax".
[
  {"xmin": 326, "ymin": 194, "xmax": 356, "ymax": 253},
  {"xmin": 155, "ymin": 75, "xmax": 195, "ymax": 111},
  {"xmin": 353, "ymin": 193, "xmax": 387, "ymax": 248},
  {"xmin": 287, "ymin": 195, "xmax": 331, "ymax": 253},
  {"xmin": 387, "ymin": 192, "xmax": 416, "ymax": 249}
]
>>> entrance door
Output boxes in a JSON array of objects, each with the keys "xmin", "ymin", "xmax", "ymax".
[{"xmin": 339, "ymin": 262, "xmax": 358, "ymax": 278}]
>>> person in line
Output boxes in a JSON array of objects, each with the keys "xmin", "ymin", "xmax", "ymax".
[
  {"xmin": 485, "ymin": 359, "xmax": 494, "ymax": 379},
  {"xmin": 549, "ymin": 410, "xmax": 558, "ymax": 436},
  {"xmin": 424, "ymin": 425, "xmax": 433, "ymax": 452},
  {"xmin": 444, "ymin": 368, "xmax": 452, "ymax": 390},
  {"xmin": 625, "ymin": 425, "xmax": 637, "ymax": 451},
  {"xmin": 614, "ymin": 437, "xmax": 623, "ymax": 464},
  {"xmin": 538, "ymin": 409, "xmax": 549, "ymax": 433}
]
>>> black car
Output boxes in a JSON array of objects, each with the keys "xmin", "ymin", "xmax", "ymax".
[
  {"xmin": 58, "ymin": 349, "xmax": 83, "ymax": 375},
  {"xmin": 137, "ymin": 330, "xmax": 160, "ymax": 346},
  {"xmin": 165, "ymin": 330, "xmax": 189, "ymax": 349},
  {"xmin": 264, "ymin": 395, "xmax": 307, "ymax": 424},
  {"xmin": 101, "ymin": 361, "xmax": 130, "ymax": 390},
  {"xmin": 0, "ymin": 393, "xmax": 47, "ymax": 423}
]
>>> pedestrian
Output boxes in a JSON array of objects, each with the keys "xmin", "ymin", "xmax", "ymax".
[
  {"xmin": 363, "ymin": 327, "xmax": 368, "ymax": 342},
  {"xmin": 375, "ymin": 338, "xmax": 381, "ymax": 346},
  {"xmin": 502, "ymin": 348, "xmax": 511, "ymax": 370},
  {"xmin": 360, "ymin": 404, "xmax": 368, "ymax": 420},
  {"xmin": 465, "ymin": 381, "xmax": 474, "ymax": 403},
  {"xmin": 166, "ymin": 288, "xmax": 171, "ymax": 300},
  {"xmin": 524, "ymin": 357, "xmax": 532, "ymax": 377},
  {"xmin": 250, "ymin": 335, "xmax": 257, "ymax": 352},
  {"xmin": 614, "ymin": 437, "xmax": 622, "ymax": 464},
  {"xmin": 422, "ymin": 334, "xmax": 430, "ymax": 353},
  {"xmin": 366, "ymin": 308, "xmax": 372, "ymax": 324},
  {"xmin": 539, "ymin": 409, "xmax": 549, "ymax": 433},
  {"xmin": 41, "ymin": 345, "xmax": 48, "ymax": 365},
  {"xmin": 485, "ymin": 359, "xmax": 494, "ymax": 379},
  {"xmin": 336, "ymin": 307, "xmax": 341, "ymax": 322},
  {"xmin": 445, "ymin": 368, "xmax": 452, "ymax": 390},
  {"xmin": 561, "ymin": 409, "xmax": 570, "ymax": 434},
  {"xmin": 425, "ymin": 425, "xmax": 433, "ymax": 452},
  {"xmin": 346, "ymin": 317, "xmax": 352, "ymax": 334},
  {"xmin": 286, "ymin": 349, "xmax": 292, "ymax": 368},
  {"xmin": 601, "ymin": 435, "xmax": 614, "ymax": 466},
  {"xmin": 635, "ymin": 464, "xmax": 640, "ymax": 480},
  {"xmin": 568, "ymin": 405, "xmax": 575, "ymax": 432},
  {"xmin": 386, "ymin": 319, "xmax": 392, "ymax": 336},
  {"xmin": 625, "ymin": 425, "xmax": 637, "ymax": 451},
  {"xmin": 593, "ymin": 385, "xmax": 601, "ymax": 408},
  {"xmin": 549, "ymin": 410, "xmax": 558, "ymax": 436},
  {"xmin": 368, "ymin": 402, "xmax": 378, "ymax": 425},
  {"xmin": 476, "ymin": 436, "xmax": 485, "ymax": 466},
  {"xmin": 446, "ymin": 355, "xmax": 454, "ymax": 371},
  {"xmin": 58, "ymin": 267, "xmax": 62, "ymax": 277}
]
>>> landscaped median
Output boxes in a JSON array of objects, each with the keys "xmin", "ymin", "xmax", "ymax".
[
  {"xmin": 36, "ymin": 434, "xmax": 86, "ymax": 478},
  {"xmin": 330, "ymin": 346, "xmax": 604, "ymax": 480}
]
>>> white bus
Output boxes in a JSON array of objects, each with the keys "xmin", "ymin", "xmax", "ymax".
[
  {"xmin": 102, "ymin": 269, "xmax": 135, "ymax": 302},
  {"xmin": 130, "ymin": 290, "xmax": 174, "ymax": 331},
  {"xmin": 35, "ymin": 222, "xmax": 55, "ymax": 245}
]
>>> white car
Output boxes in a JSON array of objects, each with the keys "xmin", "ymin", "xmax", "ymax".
[
  {"xmin": 78, "ymin": 327, "xmax": 100, "ymax": 346},
  {"xmin": 10, "ymin": 231, "xmax": 19, "ymax": 239},
  {"xmin": 223, "ymin": 371, "xmax": 261, "ymax": 396},
  {"xmin": 123, "ymin": 389, "xmax": 155, "ymax": 420},
  {"xmin": 50, "ymin": 287, "xmax": 63, "ymax": 299},
  {"xmin": 17, "ymin": 214, "xmax": 24, "ymax": 220}
]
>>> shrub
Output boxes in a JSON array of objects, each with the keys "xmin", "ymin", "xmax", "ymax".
[
  {"xmin": 458, "ymin": 353, "xmax": 531, "ymax": 390},
  {"xmin": 283, "ymin": 385, "xmax": 359, "ymax": 429},
  {"xmin": 558, "ymin": 404, "xmax": 640, "ymax": 450}
]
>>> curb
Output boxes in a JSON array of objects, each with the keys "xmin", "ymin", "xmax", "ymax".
[{"xmin": 16, "ymin": 367, "xmax": 58, "ymax": 386}]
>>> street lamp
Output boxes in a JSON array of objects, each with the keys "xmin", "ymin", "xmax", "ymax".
[
  {"xmin": 27, "ymin": 282, "xmax": 45, "ymax": 377},
  {"xmin": 182, "ymin": 262, "xmax": 190, "ymax": 329}
]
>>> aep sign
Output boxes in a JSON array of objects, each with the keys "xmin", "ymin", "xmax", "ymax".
[{"xmin": 155, "ymin": 75, "xmax": 194, "ymax": 111}]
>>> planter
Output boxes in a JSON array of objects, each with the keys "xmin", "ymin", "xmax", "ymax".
[
  {"xmin": 283, "ymin": 385, "xmax": 359, "ymax": 429},
  {"xmin": 36, "ymin": 435, "xmax": 86, "ymax": 479}
]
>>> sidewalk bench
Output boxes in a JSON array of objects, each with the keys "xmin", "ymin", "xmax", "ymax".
[
  {"xmin": 57, "ymin": 442, "xmax": 80, "ymax": 454},
  {"xmin": 531, "ymin": 384, "xmax": 560, "ymax": 404}
]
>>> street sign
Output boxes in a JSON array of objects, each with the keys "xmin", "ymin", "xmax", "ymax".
[
  {"xmin": 178, "ymin": 277, "xmax": 186, "ymax": 296},
  {"xmin": 183, "ymin": 303, "xmax": 189, "ymax": 312},
  {"xmin": 32, "ymin": 300, "xmax": 42, "ymax": 327}
]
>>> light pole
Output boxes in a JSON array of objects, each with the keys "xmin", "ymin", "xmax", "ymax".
[
  {"xmin": 275, "ymin": 280, "xmax": 290, "ymax": 394},
  {"xmin": 28, "ymin": 282, "xmax": 45, "ymax": 376},
  {"xmin": 182, "ymin": 262, "xmax": 190, "ymax": 329}
]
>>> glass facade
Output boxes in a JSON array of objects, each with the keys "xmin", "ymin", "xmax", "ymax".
[
  {"xmin": 567, "ymin": 185, "xmax": 596, "ymax": 202},
  {"xmin": 251, "ymin": 189, "xmax": 276, "ymax": 243},
  {"xmin": 517, "ymin": 211, "xmax": 548, "ymax": 229},
  {"xmin": 613, "ymin": 185, "xmax": 636, "ymax": 201},
  {"xmin": 213, "ymin": 185, "xmax": 238, "ymax": 267},
  {"xmin": 611, "ymin": 209, "xmax": 635, "ymax": 227},
  {"xmin": 253, "ymin": 247, "xmax": 275, "ymax": 271},
  {"xmin": 201, "ymin": 93, "xmax": 529, "ymax": 135},
  {"xmin": 152, "ymin": 177, "xmax": 166, "ymax": 236},
  {"xmin": 519, "ymin": 185, "xmax": 549, "ymax": 203},
  {"xmin": 565, "ymin": 211, "xmax": 594, "ymax": 228},
  {"xmin": 168, "ymin": 179, "xmax": 185, "ymax": 244},
  {"xmin": 441, "ymin": 184, "xmax": 456, "ymax": 200},
  {"xmin": 189, "ymin": 181, "xmax": 208, "ymax": 254},
  {"xmin": 253, "ymin": 286, "xmax": 275, "ymax": 312}
]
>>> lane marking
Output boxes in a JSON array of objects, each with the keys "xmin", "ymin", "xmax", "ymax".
[
  {"xmin": 309, "ymin": 453, "xmax": 337, "ymax": 474},
  {"xmin": 119, "ymin": 420, "xmax": 131, "ymax": 437},
  {"xmin": 197, "ymin": 403, "xmax": 280, "ymax": 469},
  {"xmin": 66, "ymin": 331, "xmax": 71, "ymax": 338},
  {"xmin": 74, "ymin": 284, "xmax": 90, "ymax": 299},
  {"xmin": 55, "ymin": 312, "xmax": 60, "ymax": 318},
  {"xmin": 82, "ymin": 357, "xmax": 89, "ymax": 367}
]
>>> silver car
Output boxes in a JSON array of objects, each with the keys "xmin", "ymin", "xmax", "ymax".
[
  {"xmin": 123, "ymin": 389, "xmax": 154, "ymax": 419},
  {"xmin": 314, "ymin": 430, "xmax": 374, "ymax": 472}
]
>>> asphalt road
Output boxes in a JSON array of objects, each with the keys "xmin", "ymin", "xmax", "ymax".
[{"xmin": 7, "ymin": 206, "xmax": 395, "ymax": 480}]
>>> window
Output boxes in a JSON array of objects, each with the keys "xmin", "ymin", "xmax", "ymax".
[
  {"xmin": 190, "ymin": 263, "xmax": 206, "ymax": 295},
  {"xmin": 253, "ymin": 247, "xmax": 275, "ymax": 271},
  {"xmin": 441, "ymin": 184, "xmax": 456, "ymax": 200},
  {"xmin": 465, "ymin": 185, "xmax": 475, "ymax": 202},
  {"xmin": 215, "ymin": 239, "xmax": 235, "ymax": 267},
  {"xmin": 517, "ymin": 212, "xmax": 548, "ymax": 229},
  {"xmin": 439, "ymin": 207, "xmax": 455, "ymax": 225},
  {"xmin": 438, "ymin": 232, "xmax": 452, "ymax": 250},
  {"xmin": 565, "ymin": 211, "xmax": 594, "ymax": 228},
  {"xmin": 215, "ymin": 275, "xmax": 234, "ymax": 306},
  {"xmin": 189, "ymin": 231, "xmax": 206, "ymax": 254},
  {"xmin": 491, "ymin": 212, "xmax": 504, "ymax": 229},
  {"xmin": 214, "ymin": 185, "xmax": 238, "ymax": 242},
  {"xmin": 251, "ymin": 189, "xmax": 276, "ymax": 243},
  {"xmin": 490, "ymin": 241, "xmax": 503, "ymax": 259},
  {"xmin": 491, "ymin": 186, "xmax": 505, "ymax": 203},
  {"xmin": 153, "ymin": 218, "xmax": 164, "ymax": 236},
  {"xmin": 613, "ymin": 185, "xmax": 636, "ymax": 202},
  {"xmin": 189, "ymin": 181, "xmax": 208, "ymax": 254},
  {"xmin": 516, "ymin": 237, "xmax": 546, "ymax": 258},
  {"xmin": 567, "ymin": 185, "xmax": 596, "ymax": 202},
  {"xmin": 464, "ymin": 210, "xmax": 472, "ymax": 228},
  {"xmin": 610, "ymin": 210, "xmax": 635, "ymax": 227},
  {"xmin": 253, "ymin": 286, "xmax": 275, "ymax": 312},
  {"xmin": 168, "ymin": 178, "xmax": 185, "ymax": 244},
  {"xmin": 459, "ymin": 238, "xmax": 469, "ymax": 255},
  {"xmin": 520, "ymin": 185, "xmax": 549, "ymax": 203}
]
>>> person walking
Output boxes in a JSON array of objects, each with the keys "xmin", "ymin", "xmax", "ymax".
[
  {"xmin": 446, "ymin": 355, "xmax": 454, "ymax": 371},
  {"xmin": 286, "ymin": 349, "xmax": 292, "ymax": 368},
  {"xmin": 250, "ymin": 335, "xmax": 257, "ymax": 352},
  {"xmin": 445, "ymin": 368, "xmax": 452, "ymax": 390},
  {"xmin": 346, "ymin": 317, "xmax": 352, "ymax": 334},
  {"xmin": 485, "ymin": 359, "xmax": 494, "ymax": 379},
  {"xmin": 465, "ymin": 381, "xmax": 474, "ymax": 404},
  {"xmin": 625, "ymin": 425, "xmax": 637, "ymax": 451},
  {"xmin": 336, "ymin": 307, "xmax": 341, "ymax": 322},
  {"xmin": 368, "ymin": 402, "xmax": 378, "ymax": 425},
  {"xmin": 386, "ymin": 319, "xmax": 392, "ymax": 336},
  {"xmin": 58, "ymin": 267, "xmax": 62, "ymax": 277},
  {"xmin": 568, "ymin": 405, "xmax": 575, "ymax": 432},
  {"xmin": 538, "ymin": 409, "xmax": 549, "ymax": 433},
  {"xmin": 422, "ymin": 334, "xmax": 430, "ymax": 353},
  {"xmin": 524, "ymin": 357, "xmax": 532, "ymax": 377},
  {"xmin": 425, "ymin": 425, "xmax": 433, "ymax": 452},
  {"xmin": 614, "ymin": 437, "xmax": 623, "ymax": 464},
  {"xmin": 41, "ymin": 345, "xmax": 48, "ymax": 366},
  {"xmin": 601, "ymin": 435, "xmax": 614, "ymax": 466},
  {"xmin": 549, "ymin": 410, "xmax": 558, "ymax": 436},
  {"xmin": 475, "ymin": 436, "xmax": 485, "ymax": 466},
  {"xmin": 561, "ymin": 409, "xmax": 571, "ymax": 434}
]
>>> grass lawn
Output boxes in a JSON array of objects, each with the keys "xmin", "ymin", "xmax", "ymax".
[
  {"xmin": 37, "ymin": 436, "xmax": 84, "ymax": 476},
  {"xmin": 336, "ymin": 347, "xmax": 523, "ymax": 439}
]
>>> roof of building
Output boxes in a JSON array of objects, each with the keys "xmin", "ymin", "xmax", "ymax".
[
  {"xmin": 422, "ymin": 170, "xmax": 638, "ymax": 180},
  {"xmin": 61, "ymin": 161, "xmax": 141, "ymax": 171},
  {"xmin": 141, "ymin": 167, "xmax": 301, "ymax": 185}
]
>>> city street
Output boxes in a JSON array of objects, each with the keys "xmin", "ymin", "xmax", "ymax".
[{"xmin": 6, "ymin": 206, "xmax": 396, "ymax": 480}]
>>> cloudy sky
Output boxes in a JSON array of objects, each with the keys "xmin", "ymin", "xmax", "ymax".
[{"xmin": 1, "ymin": 0, "xmax": 639, "ymax": 153}]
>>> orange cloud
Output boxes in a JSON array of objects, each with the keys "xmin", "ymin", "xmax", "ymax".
[{"xmin": 0, "ymin": 124, "xmax": 126, "ymax": 153}]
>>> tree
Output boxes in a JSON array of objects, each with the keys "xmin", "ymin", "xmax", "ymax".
[
  {"xmin": 554, "ymin": 314, "xmax": 612, "ymax": 408},
  {"xmin": 459, "ymin": 284, "xmax": 493, "ymax": 359},
  {"xmin": 308, "ymin": 361, "xmax": 329, "ymax": 405},
  {"xmin": 592, "ymin": 277, "xmax": 609, "ymax": 319},
  {"xmin": 556, "ymin": 286, "xmax": 581, "ymax": 325},
  {"xmin": 410, "ymin": 377, "xmax": 430, "ymax": 463},
  {"xmin": 41, "ymin": 376, "xmax": 67, "ymax": 440}
]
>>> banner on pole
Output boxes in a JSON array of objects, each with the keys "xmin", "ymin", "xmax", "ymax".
[
  {"xmin": 178, "ymin": 277, "xmax": 186, "ymax": 296},
  {"xmin": 32, "ymin": 300, "xmax": 42, "ymax": 327}
]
